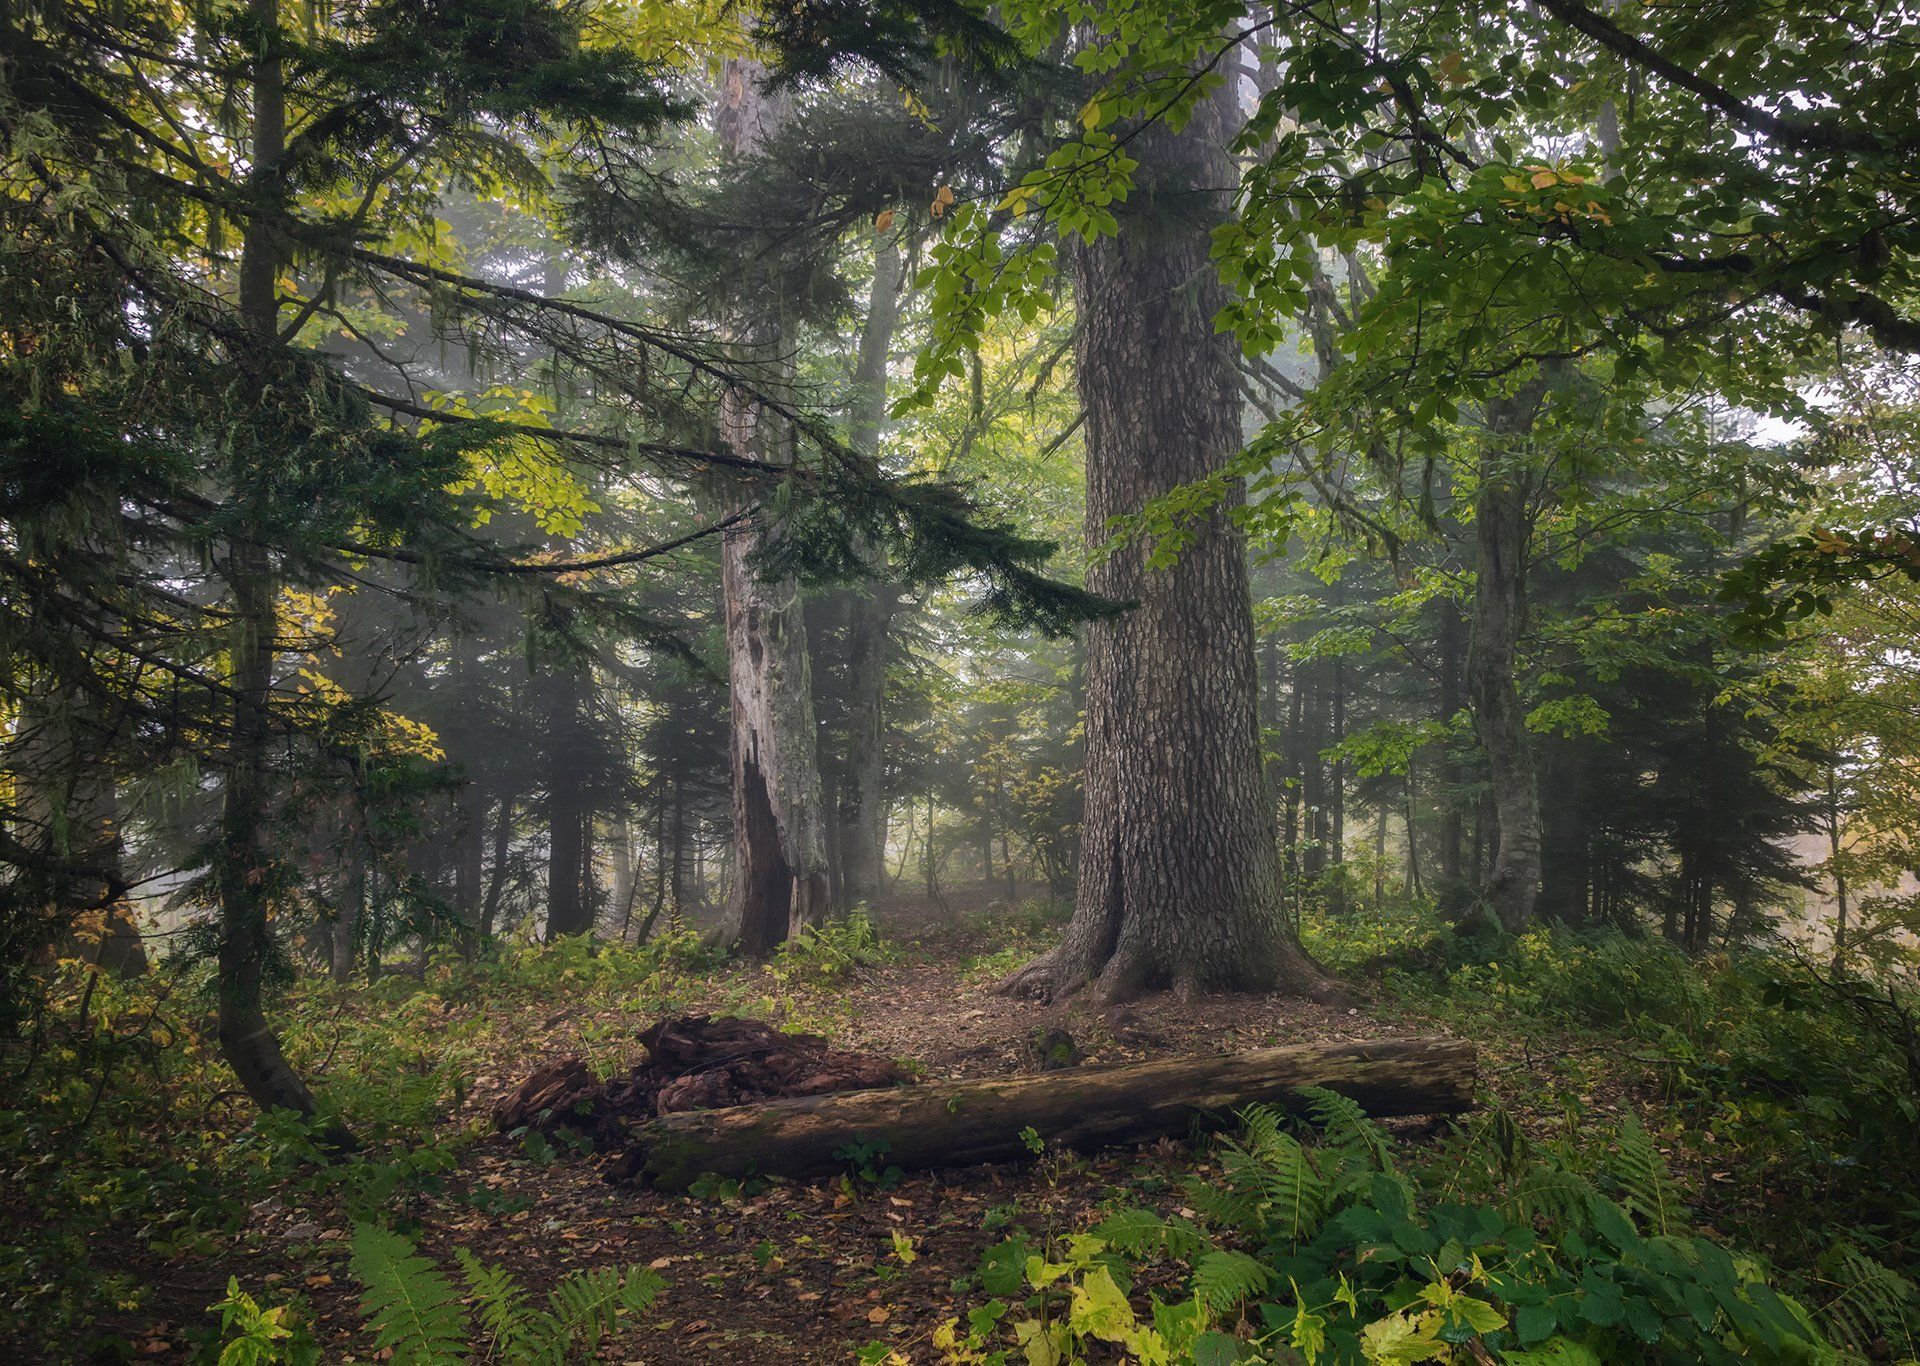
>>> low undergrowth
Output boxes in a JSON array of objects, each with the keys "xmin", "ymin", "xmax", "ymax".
[
  {"xmin": 5, "ymin": 907, "xmax": 1918, "ymax": 1362},
  {"xmin": 0, "ymin": 930, "xmax": 739, "ymax": 1356},
  {"xmin": 1297, "ymin": 903, "xmax": 1920, "ymax": 1358},
  {"xmin": 949, "ymin": 1094, "xmax": 1916, "ymax": 1364}
]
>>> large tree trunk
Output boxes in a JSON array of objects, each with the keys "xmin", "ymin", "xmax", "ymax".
[
  {"xmin": 1003, "ymin": 72, "xmax": 1334, "ymax": 1003},
  {"xmin": 1468, "ymin": 381, "xmax": 1548, "ymax": 934},
  {"xmin": 618, "ymin": 1037, "xmax": 1475, "ymax": 1188},
  {"xmin": 717, "ymin": 57, "xmax": 832, "ymax": 956},
  {"xmin": 217, "ymin": 0, "xmax": 338, "ymax": 1137},
  {"xmin": 833, "ymin": 234, "xmax": 905, "ymax": 909}
]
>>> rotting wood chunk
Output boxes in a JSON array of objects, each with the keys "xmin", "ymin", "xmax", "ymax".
[{"xmin": 491, "ymin": 1013, "xmax": 911, "ymax": 1156}]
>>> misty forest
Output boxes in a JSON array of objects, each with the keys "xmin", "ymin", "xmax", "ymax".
[{"xmin": 7, "ymin": 1, "xmax": 1920, "ymax": 1361}]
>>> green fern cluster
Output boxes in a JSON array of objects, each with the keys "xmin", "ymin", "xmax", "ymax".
[
  {"xmin": 1819, "ymin": 1243, "xmax": 1920, "ymax": 1359},
  {"xmin": 350, "ymin": 1224, "xmax": 664, "ymax": 1365},
  {"xmin": 977, "ymin": 1089, "xmax": 1859, "ymax": 1363},
  {"xmin": 1606, "ymin": 1115, "xmax": 1682, "ymax": 1237},
  {"xmin": 770, "ymin": 906, "xmax": 888, "ymax": 984}
]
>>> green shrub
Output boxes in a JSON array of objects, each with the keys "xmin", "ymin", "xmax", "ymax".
[
  {"xmin": 1362, "ymin": 926, "xmax": 1920, "ymax": 1269},
  {"xmin": 203, "ymin": 1278, "xmax": 320, "ymax": 1366}
]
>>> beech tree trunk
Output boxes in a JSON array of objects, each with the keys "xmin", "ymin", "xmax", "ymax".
[
  {"xmin": 716, "ymin": 57, "xmax": 832, "ymax": 956},
  {"xmin": 618, "ymin": 1037, "xmax": 1476, "ymax": 1188},
  {"xmin": 1003, "ymin": 72, "xmax": 1334, "ymax": 1003},
  {"xmin": 1469, "ymin": 381, "xmax": 1548, "ymax": 934}
]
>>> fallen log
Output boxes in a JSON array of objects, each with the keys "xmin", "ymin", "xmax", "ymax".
[{"xmin": 611, "ymin": 1036, "xmax": 1475, "ymax": 1188}]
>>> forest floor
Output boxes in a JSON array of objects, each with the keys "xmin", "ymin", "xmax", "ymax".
[{"xmin": 41, "ymin": 891, "xmax": 1724, "ymax": 1364}]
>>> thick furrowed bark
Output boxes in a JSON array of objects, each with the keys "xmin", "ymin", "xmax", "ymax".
[
  {"xmin": 1002, "ymin": 62, "xmax": 1336, "ymax": 1006},
  {"xmin": 617, "ymin": 1037, "xmax": 1476, "ymax": 1188}
]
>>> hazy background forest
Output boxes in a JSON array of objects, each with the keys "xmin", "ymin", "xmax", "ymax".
[{"xmin": 5, "ymin": 0, "xmax": 1920, "ymax": 1362}]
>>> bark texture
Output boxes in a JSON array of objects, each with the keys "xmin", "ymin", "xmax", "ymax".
[
  {"xmin": 1003, "ymin": 74, "xmax": 1333, "ymax": 1003},
  {"xmin": 717, "ymin": 58, "xmax": 832, "ymax": 956},
  {"xmin": 1469, "ymin": 382, "xmax": 1549, "ymax": 934},
  {"xmin": 618, "ymin": 1037, "xmax": 1476, "ymax": 1188}
]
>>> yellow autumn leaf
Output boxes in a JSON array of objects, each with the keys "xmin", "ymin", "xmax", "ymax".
[
  {"xmin": 874, "ymin": 208, "xmax": 895, "ymax": 233},
  {"xmin": 1530, "ymin": 169, "xmax": 1558, "ymax": 189},
  {"xmin": 931, "ymin": 184, "xmax": 956, "ymax": 217},
  {"xmin": 901, "ymin": 87, "xmax": 937, "ymax": 129},
  {"xmin": 1079, "ymin": 98, "xmax": 1104, "ymax": 130},
  {"xmin": 996, "ymin": 185, "xmax": 1036, "ymax": 217}
]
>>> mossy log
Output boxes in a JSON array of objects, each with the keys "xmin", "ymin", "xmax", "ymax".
[{"xmin": 615, "ymin": 1036, "xmax": 1475, "ymax": 1188}]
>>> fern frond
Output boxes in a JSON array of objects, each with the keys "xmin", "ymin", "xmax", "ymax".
[
  {"xmin": 1819, "ymin": 1245, "xmax": 1920, "ymax": 1358},
  {"xmin": 1185, "ymin": 1172, "xmax": 1262, "ymax": 1234},
  {"xmin": 1297, "ymin": 1086, "xmax": 1395, "ymax": 1175},
  {"xmin": 1092, "ymin": 1207, "xmax": 1212, "ymax": 1261},
  {"xmin": 546, "ymin": 1265, "xmax": 666, "ymax": 1356},
  {"xmin": 455, "ymin": 1247, "xmax": 551, "ymax": 1365},
  {"xmin": 1235, "ymin": 1103, "xmax": 1288, "ymax": 1156},
  {"xmin": 1464, "ymin": 1108, "xmax": 1534, "ymax": 1179},
  {"xmin": 1609, "ymin": 1115, "xmax": 1682, "ymax": 1236},
  {"xmin": 1502, "ymin": 1168, "xmax": 1595, "ymax": 1229},
  {"xmin": 1191, "ymin": 1249, "xmax": 1274, "ymax": 1315},
  {"xmin": 350, "ymin": 1223, "xmax": 469, "ymax": 1366},
  {"xmin": 1219, "ymin": 1131, "xmax": 1325, "ymax": 1248}
]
